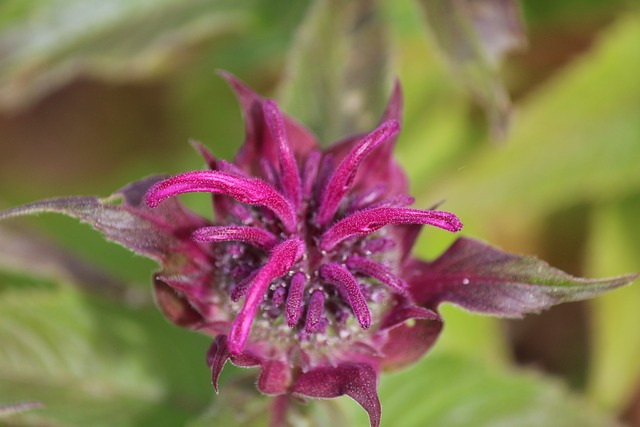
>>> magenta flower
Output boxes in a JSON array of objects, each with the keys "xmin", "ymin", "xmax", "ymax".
[{"xmin": 1, "ymin": 73, "xmax": 636, "ymax": 427}]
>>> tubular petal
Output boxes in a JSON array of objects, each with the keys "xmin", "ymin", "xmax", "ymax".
[
  {"xmin": 302, "ymin": 150, "xmax": 322, "ymax": 200},
  {"xmin": 304, "ymin": 290, "xmax": 325, "ymax": 333},
  {"xmin": 231, "ymin": 270, "xmax": 258, "ymax": 302},
  {"xmin": 320, "ymin": 263, "xmax": 371, "ymax": 329},
  {"xmin": 349, "ymin": 184, "xmax": 387, "ymax": 212},
  {"xmin": 145, "ymin": 170, "xmax": 297, "ymax": 233},
  {"xmin": 345, "ymin": 256, "xmax": 408, "ymax": 295},
  {"xmin": 192, "ymin": 225, "xmax": 278, "ymax": 251},
  {"xmin": 316, "ymin": 120, "xmax": 400, "ymax": 226},
  {"xmin": 264, "ymin": 100, "xmax": 302, "ymax": 207},
  {"xmin": 228, "ymin": 238, "xmax": 304, "ymax": 354},
  {"xmin": 286, "ymin": 272, "xmax": 306, "ymax": 327},
  {"xmin": 320, "ymin": 207, "xmax": 463, "ymax": 251}
]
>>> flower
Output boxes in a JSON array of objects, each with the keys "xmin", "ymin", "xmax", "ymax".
[
  {"xmin": 143, "ymin": 72, "xmax": 463, "ymax": 427},
  {"xmin": 1, "ymin": 72, "xmax": 636, "ymax": 427}
]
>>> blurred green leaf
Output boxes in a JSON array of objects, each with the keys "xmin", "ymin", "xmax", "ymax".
[
  {"xmin": 0, "ymin": 274, "xmax": 212, "ymax": 427},
  {"xmin": 0, "ymin": 401, "xmax": 43, "ymax": 418},
  {"xmin": 279, "ymin": 0, "xmax": 391, "ymax": 143},
  {"xmin": 341, "ymin": 352, "xmax": 620, "ymax": 427},
  {"xmin": 417, "ymin": 0, "xmax": 526, "ymax": 139},
  {"xmin": 429, "ymin": 13, "xmax": 640, "ymax": 228},
  {"xmin": 0, "ymin": 0, "xmax": 251, "ymax": 111},
  {"xmin": 586, "ymin": 196, "xmax": 640, "ymax": 411}
]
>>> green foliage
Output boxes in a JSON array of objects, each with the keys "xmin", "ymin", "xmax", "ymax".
[{"xmin": 0, "ymin": 275, "xmax": 212, "ymax": 426}]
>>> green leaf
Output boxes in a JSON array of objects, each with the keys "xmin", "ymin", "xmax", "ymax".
[
  {"xmin": 416, "ymin": 0, "xmax": 526, "ymax": 139},
  {"xmin": 586, "ymin": 196, "xmax": 640, "ymax": 411},
  {"xmin": 0, "ymin": 401, "xmax": 43, "ymax": 418},
  {"xmin": 0, "ymin": 274, "xmax": 212, "ymax": 427},
  {"xmin": 0, "ymin": 0, "xmax": 250, "ymax": 111},
  {"xmin": 341, "ymin": 352, "xmax": 621, "ymax": 427},
  {"xmin": 429, "ymin": 13, "xmax": 640, "ymax": 225},
  {"xmin": 279, "ymin": 0, "xmax": 391, "ymax": 143}
]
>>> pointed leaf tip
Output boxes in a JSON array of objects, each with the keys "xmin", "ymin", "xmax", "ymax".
[{"xmin": 409, "ymin": 237, "xmax": 638, "ymax": 317}]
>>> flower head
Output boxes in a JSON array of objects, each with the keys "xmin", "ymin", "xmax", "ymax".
[
  {"xmin": 143, "ymin": 73, "xmax": 462, "ymax": 425},
  {"xmin": 1, "ymin": 73, "xmax": 636, "ymax": 427}
]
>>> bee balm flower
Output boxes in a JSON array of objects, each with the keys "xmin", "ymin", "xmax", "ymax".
[
  {"xmin": 1, "ymin": 73, "xmax": 636, "ymax": 427},
  {"xmin": 142, "ymin": 74, "xmax": 462, "ymax": 426}
]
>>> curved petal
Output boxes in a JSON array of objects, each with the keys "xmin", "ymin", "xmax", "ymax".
[
  {"xmin": 145, "ymin": 170, "xmax": 297, "ymax": 233},
  {"xmin": 292, "ymin": 363, "xmax": 381, "ymax": 427},
  {"xmin": 218, "ymin": 71, "xmax": 319, "ymax": 176},
  {"xmin": 316, "ymin": 120, "xmax": 400, "ymax": 226},
  {"xmin": 325, "ymin": 81, "xmax": 408, "ymax": 198},
  {"xmin": 320, "ymin": 207, "xmax": 462, "ymax": 251}
]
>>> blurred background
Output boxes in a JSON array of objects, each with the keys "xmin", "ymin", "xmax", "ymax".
[{"xmin": 0, "ymin": 0, "xmax": 639, "ymax": 426}]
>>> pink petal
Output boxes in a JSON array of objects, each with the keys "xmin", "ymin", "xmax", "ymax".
[
  {"xmin": 228, "ymin": 238, "xmax": 304, "ymax": 354},
  {"xmin": 145, "ymin": 170, "xmax": 297, "ymax": 233},
  {"xmin": 218, "ymin": 71, "xmax": 318, "ymax": 175},
  {"xmin": 320, "ymin": 207, "xmax": 463, "ymax": 251},
  {"xmin": 304, "ymin": 290, "xmax": 325, "ymax": 333},
  {"xmin": 301, "ymin": 150, "xmax": 322, "ymax": 201},
  {"xmin": 286, "ymin": 272, "xmax": 306, "ymax": 327},
  {"xmin": 263, "ymin": 100, "xmax": 302, "ymax": 208},
  {"xmin": 192, "ymin": 225, "xmax": 279, "ymax": 251},
  {"xmin": 316, "ymin": 120, "xmax": 400, "ymax": 226},
  {"xmin": 320, "ymin": 263, "xmax": 371, "ymax": 329},
  {"xmin": 345, "ymin": 256, "xmax": 408, "ymax": 295}
]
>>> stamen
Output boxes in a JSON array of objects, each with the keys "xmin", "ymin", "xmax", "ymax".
[
  {"xmin": 264, "ymin": 100, "xmax": 302, "ymax": 208},
  {"xmin": 320, "ymin": 207, "xmax": 463, "ymax": 251},
  {"xmin": 316, "ymin": 120, "xmax": 400, "ymax": 226},
  {"xmin": 286, "ymin": 272, "xmax": 306, "ymax": 327},
  {"xmin": 228, "ymin": 238, "xmax": 304, "ymax": 355},
  {"xmin": 193, "ymin": 225, "xmax": 279, "ymax": 251},
  {"xmin": 345, "ymin": 256, "xmax": 408, "ymax": 295},
  {"xmin": 320, "ymin": 263, "xmax": 371, "ymax": 329},
  {"xmin": 304, "ymin": 290, "xmax": 325, "ymax": 333},
  {"xmin": 145, "ymin": 170, "xmax": 297, "ymax": 233}
]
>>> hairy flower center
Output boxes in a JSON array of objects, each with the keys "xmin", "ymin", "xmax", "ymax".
[
  {"xmin": 212, "ymin": 196, "xmax": 400, "ymax": 350},
  {"xmin": 145, "ymin": 103, "xmax": 462, "ymax": 356}
]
